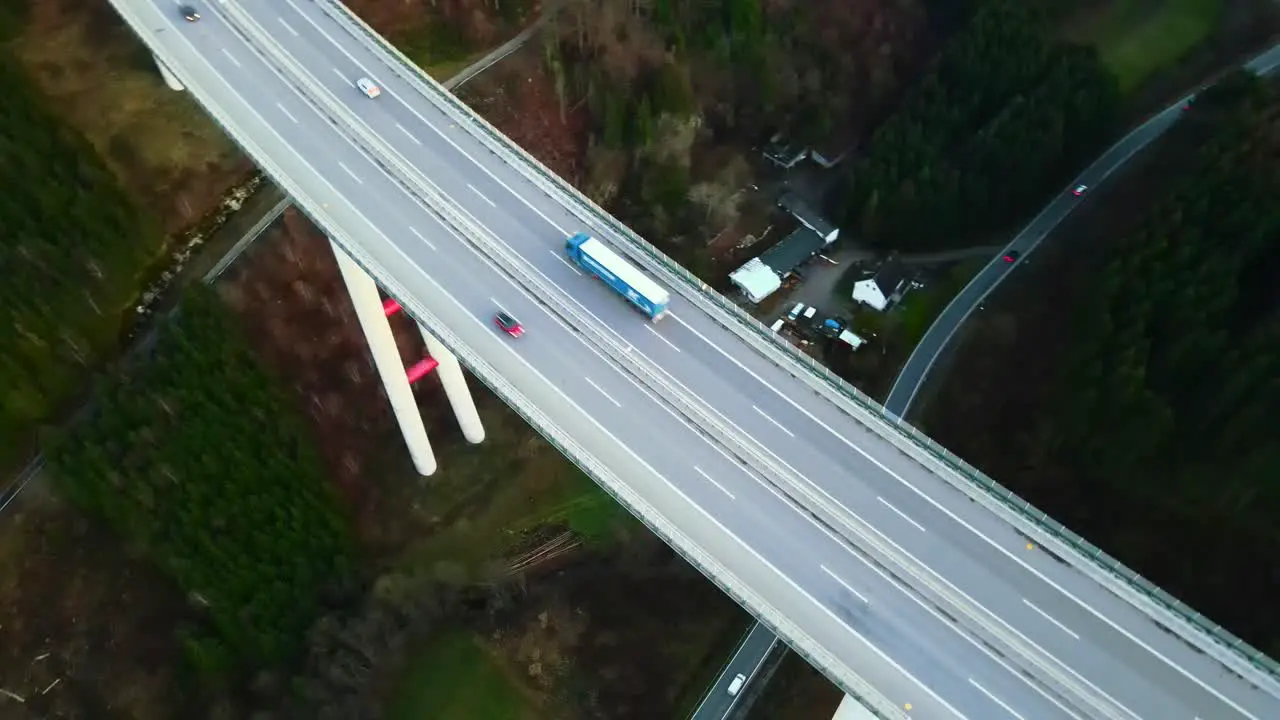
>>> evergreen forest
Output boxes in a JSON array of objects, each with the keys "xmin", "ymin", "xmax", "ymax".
[
  {"xmin": 1043, "ymin": 69, "xmax": 1280, "ymax": 652},
  {"xmin": 0, "ymin": 36, "xmax": 159, "ymax": 466},
  {"xmin": 47, "ymin": 287, "xmax": 356, "ymax": 677},
  {"xmin": 844, "ymin": 0, "xmax": 1121, "ymax": 251}
]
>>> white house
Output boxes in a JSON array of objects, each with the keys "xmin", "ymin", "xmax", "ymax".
[{"xmin": 851, "ymin": 259, "xmax": 907, "ymax": 311}]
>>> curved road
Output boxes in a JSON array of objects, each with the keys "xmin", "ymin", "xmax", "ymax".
[
  {"xmin": 112, "ymin": 2, "xmax": 1280, "ymax": 718},
  {"xmin": 884, "ymin": 42, "xmax": 1280, "ymax": 417}
]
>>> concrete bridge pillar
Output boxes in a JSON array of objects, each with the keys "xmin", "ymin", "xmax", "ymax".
[
  {"xmin": 330, "ymin": 240, "xmax": 438, "ymax": 476},
  {"xmin": 417, "ymin": 325, "xmax": 485, "ymax": 444},
  {"xmin": 153, "ymin": 54, "xmax": 186, "ymax": 91}
]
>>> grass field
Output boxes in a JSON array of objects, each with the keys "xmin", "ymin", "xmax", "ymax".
[
  {"xmin": 1065, "ymin": 0, "xmax": 1226, "ymax": 92},
  {"xmin": 388, "ymin": 631, "xmax": 538, "ymax": 720}
]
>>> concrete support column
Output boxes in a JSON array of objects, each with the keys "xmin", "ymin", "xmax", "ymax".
[
  {"xmin": 153, "ymin": 54, "xmax": 186, "ymax": 91},
  {"xmin": 330, "ymin": 240, "xmax": 438, "ymax": 476},
  {"xmin": 418, "ymin": 325, "xmax": 485, "ymax": 444}
]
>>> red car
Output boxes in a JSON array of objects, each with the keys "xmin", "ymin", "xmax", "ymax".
[
  {"xmin": 494, "ymin": 311, "xmax": 524, "ymax": 338},
  {"xmin": 1002, "ymin": 250, "xmax": 1020, "ymax": 263}
]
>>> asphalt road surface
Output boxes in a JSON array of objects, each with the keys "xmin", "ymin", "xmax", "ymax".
[
  {"xmin": 112, "ymin": 2, "xmax": 1280, "ymax": 718},
  {"xmin": 691, "ymin": 623, "xmax": 779, "ymax": 720},
  {"xmin": 884, "ymin": 42, "xmax": 1280, "ymax": 418}
]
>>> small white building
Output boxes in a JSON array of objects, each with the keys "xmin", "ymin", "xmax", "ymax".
[
  {"xmin": 728, "ymin": 257, "xmax": 782, "ymax": 303},
  {"xmin": 851, "ymin": 259, "xmax": 907, "ymax": 311}
]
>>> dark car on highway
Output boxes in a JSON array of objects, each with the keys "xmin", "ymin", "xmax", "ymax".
[{"xmin": 494, "ymin": 311, "xmax": 524, "ymax": 338}]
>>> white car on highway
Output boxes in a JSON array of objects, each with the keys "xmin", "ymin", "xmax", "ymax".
[{"xmin": 356, "ymin": 77, "xmax": 381, "ymax": 99}]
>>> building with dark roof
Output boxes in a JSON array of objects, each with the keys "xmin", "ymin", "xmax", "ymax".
[
  {"xmin": 728, "ymin": 226, "xmax": 828, "ymax": 303},
  {"xmin": 778, "ymin": 192, "xmax": 839, "ymax": 243},
  {"xmin": 761, "ymin": 226, "xmax": 827, "ymax": 275},
  {"xmin": 851, "ymin": 258, "xmax": 908, "ymax": 311}
]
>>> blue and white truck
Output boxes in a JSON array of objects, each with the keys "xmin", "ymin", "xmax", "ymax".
[{"xmin": 564, "ymin": 232, "xmax": 670, "ymax": 321}]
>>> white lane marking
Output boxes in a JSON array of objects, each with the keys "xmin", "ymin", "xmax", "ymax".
[
  {"xmin": 407, "ymin": 226, "xmax": 437, "ymax": 251},
  {"xmin": 820, "ymin": 565, "xmax": 869, "ymax": 604},
  {"xmin": 753, "ymin": 406, "xmax": 794, "ymax": 437},
  {"xmin": 1023, "ymin": 598, "xmax": 1080, "ymax": 640},
  {"xmin": 584, "ymin": 377, "xmax": 621, "ymax": 408},
  {"xmin": 220, "ymin": 48, "xmax": 240, "ymax": 67},
  {"xmin": 878, "ymin": 496, "xmax": 926, "ymax": 532},
  {"xmin": 337, "ymin": 162, "xmax": 362, "ymax": 184},
  {"xmin": 469, "ymin": 184, "xmax": 496, "ymax": 207},
  {"xmin": 277, "ymin": 17, "xmax": 299, "ymax": 36},
  {"xmin": 667, "ymin": 312, "xmax": 1229, "ymax": 718},
  {"xmin": 276, "ymin": 103, "xmax": 298, "ymax": 124},
  {"xmin": 331, "ymin": 67, "xmax": 349, "ymax": 85},
  {"xmin": 394, "ymin": 122, "xmax": 422, "ymax": 145},
  {"xmin": 969, "ymin": 679, "xmax": 1026, "ymax": 720},
  {"xmin": 646, "ymin": 326, "xmax": 681, "ymax": 353},
  {"xmin": 694, "ymin": 466, "xmax": 735, "ymax": 500},
  {"xmin": 551, "ymin": 251, "xmax": 582, "ymax": 275}
]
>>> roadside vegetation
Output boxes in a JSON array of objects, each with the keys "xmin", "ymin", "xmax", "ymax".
[
  {"xmin": 0, "ymin": 37, "xmax": 161, "ymax": 472},
  {"xmin": 921, "ymin": 69, "xmax": 1280, "ymax": 655}
]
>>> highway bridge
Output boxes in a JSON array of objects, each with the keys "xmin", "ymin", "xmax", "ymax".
[{"xmin": 113, "ymin": 1, "xmax": 1280, "ymax": 717}]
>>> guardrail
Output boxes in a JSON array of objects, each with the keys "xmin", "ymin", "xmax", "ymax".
[
  {"xmin": 105, "ymin": 2, "xmax": 909, "ymax": 717},
  {"xmin": 316, "ymin": 0, "xmax": 1280, "ymax": 685}
]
